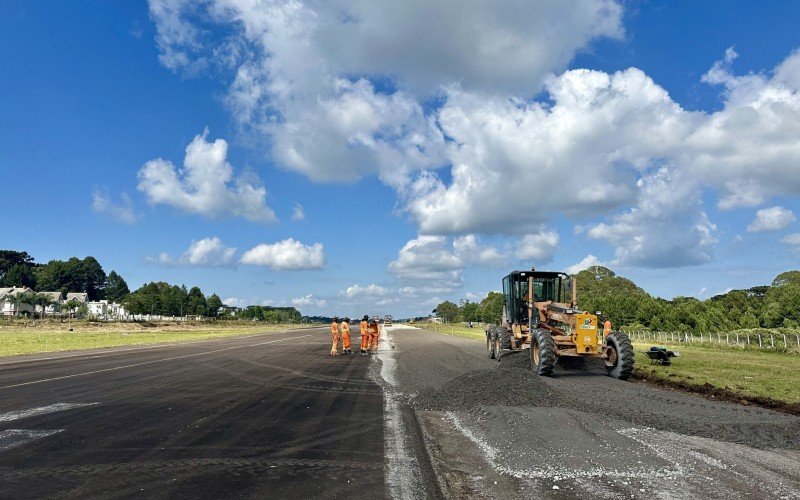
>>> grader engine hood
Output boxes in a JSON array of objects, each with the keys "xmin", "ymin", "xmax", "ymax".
[{"xmin": 574, "ymin": 313, "xmax": 599, "ymax": 354}]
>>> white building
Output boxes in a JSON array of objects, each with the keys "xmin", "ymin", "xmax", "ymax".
[
  {"xmin": 37, "ymin": 291, "xmax": 63, "ymax": 316},
  {"xmin": 0, "ymin": 287, "xmax": 35, "ymax": 316},
  {"xmin": 86, "ymin": 300, "xmax": 108, "ymax": 317},
  {"xmin": 86, "ymin": 300, "xmax": 128, "ymax": 319},
  {"xmin": 65, "ymin": 292, "xmax": 88, "ymax": 304}
]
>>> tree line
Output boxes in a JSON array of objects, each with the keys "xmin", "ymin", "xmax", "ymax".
[
  {"xmin": 435, "ymin": 266, "xmax": 800, "ymax": 334},
  {"xmin": 1, "ymin": 250, "xmax": 129, "ymax": 302},
  {"xmin": 1, "ymin": 249, "xmax": 301, "ymax": 321},
  {"xmin": 236, "ymin": 305, "xmax": 302, "ymax": 323}
]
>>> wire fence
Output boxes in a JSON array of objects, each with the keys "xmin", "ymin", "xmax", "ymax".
[{"xmin": 622, "ymin": 329, "xmax": 800, "ymax": 353}]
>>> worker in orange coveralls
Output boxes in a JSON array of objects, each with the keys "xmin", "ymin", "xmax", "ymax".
[
  {"xmin": 330, "ymin": 317, "xmax": 340, "ymax": 355},
  {"xmin": 369, "ymin": 319, "xmax": 380, "ymax": 353},
  {"xmin": 360, "ymin": 315, "xmax": 370, "ymax": 355},
  {"xmin": 603, "ymin": 319, "xmax": 612, "ymax": 337},
  {"xmin": 340, "ymin": 317, "xmax": 352, "ymax": 354}
]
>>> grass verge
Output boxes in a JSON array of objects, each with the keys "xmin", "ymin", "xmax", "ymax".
[
  {"xmin": 0, "ymin": 320, "xmax": 310, "ymax": 357},
  {"xmin": 633, "ymin": 341, "xmax": 800, "ymax": 412},
  {"xmin": 413, "ymin": 322, "xmax": 486, "ymax": 341},
  {"xmin": 413, "ymin": 322, "xmax": 800, "ymax": 411}
]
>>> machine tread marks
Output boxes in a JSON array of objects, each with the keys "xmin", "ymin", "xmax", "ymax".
[
  {"xmin": 531, "ymin": 328, "xmax": 556, "ymax": 376},
  {"xmin": 605, "ymin": 332, "xmax": 635, "ymax": 380}
]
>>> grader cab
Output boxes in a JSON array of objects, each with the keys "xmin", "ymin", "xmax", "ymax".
[{"xmin": 485, "ymin": 268, "xmax": 634, "ymax": 380}]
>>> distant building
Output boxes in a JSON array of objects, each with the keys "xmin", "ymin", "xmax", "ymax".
[
  {"xmin": 37, "ymin": 291, "xmax": 63, "ymax": 316},
  {"xmin": 87, "ymin": 300, "xmax": 128, "ymax": 319},
  {"xmin": 0, "ymin": 288, "xmax": 127, "ymax": 319},
  {"xmin": 66, "ymin": 292, "xmax": 88, "ymax": 303},
  {"xmin": 0, "ymin": 287, "xmax": 35, "ymax": 316}
]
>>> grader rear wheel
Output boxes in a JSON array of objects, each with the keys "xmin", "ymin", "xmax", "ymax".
[{"xmin": 498, "ymin": 327, "xmax": 512, "ymax": 350}]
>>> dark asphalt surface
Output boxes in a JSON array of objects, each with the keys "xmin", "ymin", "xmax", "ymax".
[{"xmin": 0, "ymin": 328, "xmax": 386, "ymax": 499}]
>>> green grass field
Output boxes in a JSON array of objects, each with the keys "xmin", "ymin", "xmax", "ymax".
[
  {"xmin": 633, "ymin": 342, "xmax": 800, "ymax": 405},
  {"xmin": 0, "ymin": 320, "xmax": 308, "ymax": 357},
  {"xmin": 415, "ymin": 321, "xmax": 486, "ymax": 341},
  {"xmin": 414, "ymin": 322, "xmax": 800, "ymax": 407}
]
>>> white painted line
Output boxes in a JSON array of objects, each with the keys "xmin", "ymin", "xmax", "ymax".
[
  {"xmin": 0, "ymin": 429, "xmax": 63, "ymax": 451},
  {"xmin": 0, "ymin": 333, "xmax": 315, "ymax": 390},
  {"xmin": 0, "ymin": 402, "xmax": 99, "ymax": 423}
]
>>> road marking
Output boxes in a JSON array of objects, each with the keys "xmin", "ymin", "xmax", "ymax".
[
  {"xmin": 0, "ymin": 402, "xmax": 99, "ymax": 423},
  {"xmin": 0, "ymin": 334, "xmax": 315, "ymax": 390},
  {"xmin": 0, "ymin": 429, "xmax": 63, "ymax": 451}
]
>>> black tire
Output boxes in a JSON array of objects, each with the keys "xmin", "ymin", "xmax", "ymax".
[
  {"xmin": 486, "ymin": 332, "xmax": 495, "ymax": 359},
  {"xmin": 605, "ymin": 332, "xmax": 635, "ymax": 380},
  {"xmin": 494, "ymin": 335, "xmax": 502, "ymax": 361},
  {"xmin": 498, "ymin": 327, "xmax": 512, "ymax": 350},
  {"xmin": 530, "ymin": 329, "xmax": 556, "ymax": 376}
]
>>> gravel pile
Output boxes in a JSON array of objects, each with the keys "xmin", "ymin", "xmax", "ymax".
[{"xmin": 412, "ymin": 362, "xmax": 562, "ymax": 411}]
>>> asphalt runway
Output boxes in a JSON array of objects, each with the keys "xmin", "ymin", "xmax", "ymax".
[
  {"xmin": 0, "ymin": 328, "xmax": 386, "ymax": 499},
  {"xmin": 4, "ymin": 324, "xmax": 799, "ymax": 499}
]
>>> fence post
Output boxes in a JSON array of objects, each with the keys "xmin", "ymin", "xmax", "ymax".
[
  {"xmin": 746, "ymin": 333, "xmax": 750, "ymax": 346},
  {"xmin": 726, "ymin": 333, "xmax": 729, "ymax": 345},
  {"xmin": 717, "ymin": 332, "xmax": 721, "ymax": 344},
  {"xmin": 782, "ymin": 334, "xmax": 787, "ymax": 348},
  {"xmin": 770, "ymin": 335, "xmax": 774, "ymax": 349},
  {"xmin": 757, "ymin": 334, "xmax": 762, "ymax": 348}
]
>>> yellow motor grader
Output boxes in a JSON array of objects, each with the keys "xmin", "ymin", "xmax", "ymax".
[{"xmin": 485, "ymin": 268, "xmax": 634, "ymax": 379}]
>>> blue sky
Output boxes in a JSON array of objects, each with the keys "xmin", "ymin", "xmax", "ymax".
[{"xmin": 2, "ymin": 0, "xmax": 800, "ymax": 317}]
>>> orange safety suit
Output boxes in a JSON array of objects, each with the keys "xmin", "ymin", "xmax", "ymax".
[
  {"xmin": 369, "ymin": 322, "xmax": 380, "ymax": 352},
  {"xmin": 341, "ymin": 320, "xmax": 352, "ymax": 352},
  {"xmin": 603, "ymin": 319, "xmax": 612, "ymax": 338},
  {"xmin": 330, "ymin": 320, "xmax": 340, "ymax": 355},
  {"xmin": 360, "ymin": 320, "xmax": 370, "ymax": 351}
]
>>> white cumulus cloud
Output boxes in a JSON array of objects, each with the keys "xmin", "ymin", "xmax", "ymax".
[
  {"xmin": 515, "ymin": 228, "xmax": 560, "ymax": 263},
  {"xmin": 291, "ymin": 203, "xmax": 306, "ymax": 222},
  {"xmin": 92, "ymin": 189, "xmax": 139, "ymax": 224},
  {"xmin": 586, "ymin": 167, "xmax": 717, "ymax": 267},
  {"xmin": 343, "ymin": 284, "xmax": 390, "ymax": 299},
  {"xmin": 148, "ymin": 236, "xmax": 237, "ymax": 267},
  {"xmin": 148, "ymin": 3, "xmax": 800, "ymax": 269},
  {"xmin": 148, "ymin": 0, "xmax": 623, "ymax": 188},
  {"xmin": 181, "ymin": 237, "xmax": 236, "ymax": 266},
  {"xmin": 782, "ymin": 233, "xmax": 800, "ymax": 246},
  {"xmin": 388, "ymin": 234, "xmax": 504, "ymax": 284},
  {"xmin": 137, "ymin": 129, "xmax": 276, "ymax": 222},
  {"xmin": 240, "ymin": 238, "xmax": 325, "ymax": 270},
  {"xmin": 291, "ymin": 294, "xmax": 327, "ymax": 308},
  {"xmin": 747, "ymin": 206, "xmax": 796, "ymax": 233},
  {"xmin": 565, "ymin": 255, "xmax": 605, "ymax": 275}
]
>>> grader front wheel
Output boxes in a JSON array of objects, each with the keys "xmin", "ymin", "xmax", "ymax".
[
  {"xmin": 604, "ymin": 332, "xmax": 635, "ymax": 380},
  {"xmin": 486, "ymin": 332, "xmax": 495, "ymax": 359},
  {"xmin": 530, "ymin": 329, "xmax": 556, "ymax": 376}
]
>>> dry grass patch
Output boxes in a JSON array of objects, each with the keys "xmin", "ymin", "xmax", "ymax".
[{"xmin": 0, "ymin": 319, "xmax": 309, "ymax": 357}]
